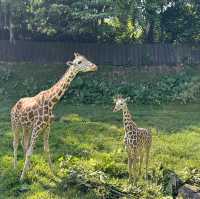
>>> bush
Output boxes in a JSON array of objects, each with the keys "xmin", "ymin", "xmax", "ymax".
[
  {"xmin": 62, "ymin": 69, "xmax": 200, "ymax": 105},
  {"xmin": 2, "ymin": 63, "xmax": 200, "ymax": 105}
]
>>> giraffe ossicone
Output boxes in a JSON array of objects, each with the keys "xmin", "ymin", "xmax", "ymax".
[
  {"xmin": 113, "ymin": 95, "xmax": 152, "ymax": 184},
  {"xmin": 11, "ymin": 52, "xmax": 97, "ymax": 181}
]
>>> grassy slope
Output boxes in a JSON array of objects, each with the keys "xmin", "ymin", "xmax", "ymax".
[
  {"xmin": 0, "ymin": 63, "xmax": 200, "ymax": 198},
  {"xmin": 0, "ymin": 102, "xmax": 200, "ymax": 199}
]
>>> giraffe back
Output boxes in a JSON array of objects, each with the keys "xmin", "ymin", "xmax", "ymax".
[
  {"xmin": 124, "ymin": 126, "xmax": 152, "ymax": 153},
  {"xmin": 11, "ymin": 90, "xmax": 53, "ymax": 129}
]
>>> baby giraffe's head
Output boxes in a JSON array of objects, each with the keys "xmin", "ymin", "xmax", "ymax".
[
  {"xmin": 113, "ymin": 96, "xmax": 130, "ymax": 112},
  {"xmin": 67, "ymin": 52, "xmax": 97, "ymax": 73}
]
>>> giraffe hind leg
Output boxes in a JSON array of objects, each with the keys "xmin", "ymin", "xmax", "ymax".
[
  {"xmin": 13, "ymin": 127, "xmax": 20, "ymax": 169},
  {"xmin": 23, "ymin": 128, "xmax": 31, "ymax": 169},
  {"xmin": 139, "ymin": 152, "xmax": 144, "ymax": 176},
  {"xmin": 20, "ymin": 126, "xmax": 40, "ymax": 181},
  {"xmin": 23, "ymin": 128, "xmax": 30, "ymax": 156}
]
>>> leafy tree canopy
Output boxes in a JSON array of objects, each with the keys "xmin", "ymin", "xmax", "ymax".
[{"xmin": 0, "ymin": 0, "xmax": 199, "ymax": 43}]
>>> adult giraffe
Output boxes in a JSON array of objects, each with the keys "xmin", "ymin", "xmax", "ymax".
[{"xmin": 11, "ymin": 53, "xmax": 97, "ymax": 181}]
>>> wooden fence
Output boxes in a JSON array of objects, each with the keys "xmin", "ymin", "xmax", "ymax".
[{"xmin": 0, "ymin": 40, "xmax": 199, "ymax": 66}]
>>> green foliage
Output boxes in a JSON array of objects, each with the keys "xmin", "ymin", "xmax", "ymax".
[
  {"xmin": 23, "ymin": 0, "xmax": 116, "ymax": 42},
  {"xmin": 62, "ymin": 68, "xmax": 200, "ymax": 105},
  {"xmin": 162, "ymin": 1, "xmax": 200, "ymax": 42},
  {"xmin": 0, "ymin": 0, "xmax": 200, "ymax": 42},
  {"xmin": 2, "ymin": 63, "xmax": 200, "ymax": 105}
]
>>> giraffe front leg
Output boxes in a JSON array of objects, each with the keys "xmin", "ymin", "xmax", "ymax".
[
  {"xmin": 145, "ymin": 147, "xmax": 150, "ymax": 180},
  {"xmin": 132, "ymin": 155, "xmax": 139, "ymax": 185},
  {"xmin": 128, "ymin": 156, "xmax": 133, "ymax": 183},
  {"xmin": 43, "ymin": 126, "xmax": 54, "ymax": 174},
  {"xmin": 20, "ymin": 127, "xmax": 40, "ymax": 181}
]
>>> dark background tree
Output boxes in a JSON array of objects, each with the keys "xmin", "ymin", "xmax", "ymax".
[{"xmin": 0, "ymin": 0, "xmax": 199, "ymax": 43}]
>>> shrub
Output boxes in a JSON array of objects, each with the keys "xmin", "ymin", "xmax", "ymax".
[{"xmin": 2, "ymin": 63, "xmax": 200, "ymax": 105}]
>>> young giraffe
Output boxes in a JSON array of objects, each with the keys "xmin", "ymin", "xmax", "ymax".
[
  {"xmin": 113, "ymin": 96, "xmax": 152, "ymax": 183},
  {"xmin": 11, "ymin": 53, "xmax": 97, "ymax": 181}
]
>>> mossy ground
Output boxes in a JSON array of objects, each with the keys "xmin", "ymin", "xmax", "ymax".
[{"xmin": 0, "ymin": 102, "xmax": 200, "ymax": 198}]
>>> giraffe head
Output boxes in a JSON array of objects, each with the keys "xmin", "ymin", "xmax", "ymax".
[
  {"xmin": 67, "ymin": 52, "xmax": 97, "ymax": 72},
  {"xmin": 113, "ymin": 96, "xmax": 130, "ymax": 112}
]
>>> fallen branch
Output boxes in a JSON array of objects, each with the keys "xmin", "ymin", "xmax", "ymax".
[
  {"xmin": 178, "ymin": 184, "xmax": 200, "ymax": 199},
  {"xmin": 59, "ymin": 169, "xmax": 134, "ymax": 198},
  {"xmin": 162, "ymin": 169, "xmax": 200, "ymax": 199}
]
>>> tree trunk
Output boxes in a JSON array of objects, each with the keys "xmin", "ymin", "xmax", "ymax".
[
  {"xmin": 7, "ymin": 4, "xmax": 15, "ymax": 44},
  {"xmin": 9, "ymin": 15, "xmax": 15, "ymax": 44},
  {"xmin": 145, "ymin": 20, "xmax": 154, "ymax": 43},
  {"xmin": 160, "ymin": 4, "xmax": 164, "ymax": 42},
  {"xmin": 147, "ymin": 20, "xmax": 154, "ymax": 43}
]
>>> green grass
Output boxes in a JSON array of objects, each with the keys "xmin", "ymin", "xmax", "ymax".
[
  {"xmin": 0, "ymin": 102, "xmax": 200, "ymax": 198},
  {"xmin": 1, "ymin": 62, "xmax": 200, "ymax": 198}
]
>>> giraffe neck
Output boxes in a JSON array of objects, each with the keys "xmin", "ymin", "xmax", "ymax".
[
  {"xmin": 122, "ymin": 105, "xmax": 137, "ymax": 132},
  {"xmin": 48, "ymin": 66, "xmax": 78, "ymax": 107}
]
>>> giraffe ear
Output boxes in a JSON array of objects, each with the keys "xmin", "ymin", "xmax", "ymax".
[
  {"xmin": 74, "ymin": 52, "xmax": 80, "ymax": 57},
  {"xmin": 66, "ymin": 61, "xmax": 73, "ymax": 66}
]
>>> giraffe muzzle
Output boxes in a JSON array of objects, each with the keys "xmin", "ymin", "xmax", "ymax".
[{"xmin": 91, "ymin": 64, "xmax": 97, "ymax": 71}]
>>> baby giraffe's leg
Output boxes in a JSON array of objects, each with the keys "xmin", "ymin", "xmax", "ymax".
[
  {"xmin": 145, "ymin": 147, "xmax": 150, "ymax": 180},
  {"xmin": 20, "ymin": 126, "xmax": 41, "ymax": 181},
  {"xmin": 43, "ymin": 126, "xmax": 54, "ymax": 173},
  {"xmin": 132, "ymin": 152, "xmax": 139, "ymax": 184},
  {"xmin": 139, "ymin": 152, "xmax": 144, "ymax": 176},
  {"xmin": 128, "ymin": 156, "xmax": 133, "ymax": 183},
  {"xmin": 13, "ymin": 127, "xmax": 20, "ymax": 169},
  {"xmin": 131, "ymin": 157, "xmax": 137, "ymax": 184}
]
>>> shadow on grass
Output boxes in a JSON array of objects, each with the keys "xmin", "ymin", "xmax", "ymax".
[{"xmin": 54, "ymin": 103, "xmax": 200, "ymax": 133}]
